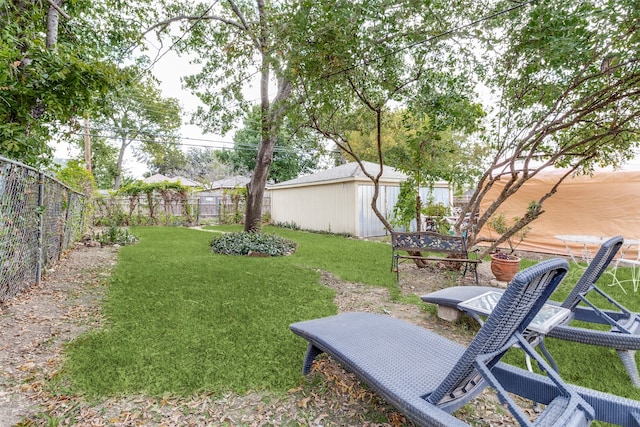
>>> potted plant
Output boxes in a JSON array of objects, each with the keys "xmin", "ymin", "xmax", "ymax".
[
  {"xmin": 487, "ymin": 213, "xmax": 531, "ymax": 282},
  {"xmin": 423, "ymin": 202, "xmax": 451, "ymax": 234}
]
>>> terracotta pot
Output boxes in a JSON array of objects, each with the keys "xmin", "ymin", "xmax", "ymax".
[{"xmin": 490, "ymin": 254, "xmax": 521, "ymax": 282}]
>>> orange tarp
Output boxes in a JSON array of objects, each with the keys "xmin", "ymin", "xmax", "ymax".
[{"xmin": 478, "ymin": 168, "xmax": 640, "ymax": 259}]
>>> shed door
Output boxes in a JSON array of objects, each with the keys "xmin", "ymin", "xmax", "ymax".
[
  {"xmin": 357, "ymin": 184, "xmax": 451, "ymax": 236},
  {"xmin": 357, "ymin": 185, "xmax": 389, "ymax": 238}
]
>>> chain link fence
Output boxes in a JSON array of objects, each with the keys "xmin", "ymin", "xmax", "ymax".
[{"xmin": 0, "ymin": 156, "xmax": 86, "ymax": 302}]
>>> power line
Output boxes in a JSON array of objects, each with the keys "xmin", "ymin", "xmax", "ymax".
[
  {"xmin": 71, "ymin": 130, "xmax": 232, "ymax": 146},
  {"xmin": 85, "ymin": 123, "xmax": 267, "ymax": 140},
  {"xmin": 68, "ymin": 131, "xmax": 322, "ymax": 154}
]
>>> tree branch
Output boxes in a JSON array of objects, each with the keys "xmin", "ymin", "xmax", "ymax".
[
  {"xmin": 144, "ymin": 14, "xmax": 249, "ymax": 37},
  {"xmin": 47, "ymin": 0, "xmax": 70, "ymax": 20}
]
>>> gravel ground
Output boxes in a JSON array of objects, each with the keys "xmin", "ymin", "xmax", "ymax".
[{"xmin": 0, "ymin": 241, "xmax": 537, "ymax": 426}]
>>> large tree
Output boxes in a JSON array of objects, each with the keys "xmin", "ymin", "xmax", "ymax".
[
  {"xmin": 0, "ymin": 0, "xmax": 126, "ymax": 166},
  {"xmin": 89, "ymin": 73, "xmax": 182, "ymax": 190},
  {"xmin": 286, "ymin": 0, "xmax": 640, "ymax": 253},
  {"xmin": 462, "ymin": 0, "xmax": 640, "ymax": 254},
  {"xmin": 148, "ymin": 0, "xmax": 294, "ymax": 231},
  {"xmin": 0, "ymin": 0, "xmax": 161, "ymax": 167},
  {"xmin": 284, "ymin": 0, "xmax": 485, "ymax": 232}
]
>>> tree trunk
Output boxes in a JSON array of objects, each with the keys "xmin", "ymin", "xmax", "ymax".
[
  {"xmin": 245, "ymin": 0, "xmax": 270, "ymax": 232},
  {"xmin": 244, "ymin": 79, "xmax": 292, "ymax": 231},
  {"xmin": 114, "ymin": 137, "xmax": 128, "ymax": 190},
  {"xmin": 244, "ymin": 135, "xmax": 274, "ymax": 232},
  {"xmin": 243, "ymin": 10, "xmax": 292, "ymax": 232},
  {"xmin": 366, "ymin": 110, "xmax": 394, "ymax": 233},
  {"xmin": 244, "ymin": 26, "xmax": 271, "ymax": 233}
]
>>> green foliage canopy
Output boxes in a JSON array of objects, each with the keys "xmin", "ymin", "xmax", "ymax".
[
  {"xmin": 55, "ymin": 160, "xmax": 97, "ymax": 195},
  {"xmin": 86, "ymin": 72, "xmax": 182, "ymax": 189},
  {"xmin": 466, "ymin": 0, "xmax": 640, "ymax": 251},
  {"xmin": 282, "ymin": 0, "xmax": 487, "ymax": 232},
  {"xmin": 151, "ymin": 0, "xmax": 296, "ymax": 231},
  {"xmin": 216, "ymin": 106, "xmax": 324, "ymax": 183},
  {"xmin": 0, "ymin": 0, "xmax": 147, "ymax": 166}
]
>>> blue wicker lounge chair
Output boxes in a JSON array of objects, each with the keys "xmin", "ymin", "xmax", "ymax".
[
  {"xmin": 422, "ymin": 235, "xmax": 640, "ymax": 388},
  {"xmin": 291, "ymin": 259, "xmax": 598, "ymax": 426}
]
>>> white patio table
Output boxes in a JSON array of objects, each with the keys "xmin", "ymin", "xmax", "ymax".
[{"xmin": 555, "ymin": 234, "xmax": 640, "ymax": 292}]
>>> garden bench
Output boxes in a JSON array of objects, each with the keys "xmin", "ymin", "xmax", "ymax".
[{"xmin": 391, "ymin": 231, "xmax": 480, "ymax": 283}]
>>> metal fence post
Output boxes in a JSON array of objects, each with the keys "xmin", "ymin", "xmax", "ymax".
[
  {"xmin": 59, "ymin": 190, "xmax": 72, "ymax": 260},
  {"xmin": 36, "ymin": 172, "xmax": 45, "ymax": 285}
]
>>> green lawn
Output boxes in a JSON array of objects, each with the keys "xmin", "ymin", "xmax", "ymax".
[
  {"xmin": 64, "ymin": 225, "xmax": 640, "ymax": 406},
  {"xmin": 63, "ymin": 226, "xmax": 396, "ymax": 396},
  {"xmin": 529, "ymin": 262, "xmax": 640, "ymax": 400}
]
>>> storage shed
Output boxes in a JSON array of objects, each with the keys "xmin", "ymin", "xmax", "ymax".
[{"xmin": 269, "ymin": 161, "xmax": 451, "ymax": 237}]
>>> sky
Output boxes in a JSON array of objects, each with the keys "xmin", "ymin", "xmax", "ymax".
[
  {"xmin": 146, "ymin": 47, "xmax": 240, "ymax": 150},
  {"xmin": 55, "ymin": 39, "xmax": 245, "ymax": 179},
  {"xmin": 54, "ymin": 36, "xmax": 640, "ymax": 178}
]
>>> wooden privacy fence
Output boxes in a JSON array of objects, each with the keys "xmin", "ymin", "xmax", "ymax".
[{"xmin": 93, "ymin": 192, "xmax": 270, "ymax": 225}]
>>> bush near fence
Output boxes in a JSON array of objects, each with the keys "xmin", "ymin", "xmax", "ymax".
[
  {"xmin": 0, "ymin": 156, "xmax": 86, "ymax": 302},
  {"xmin": 93, "ymin": 183, "xmax": 270, "ymax": 226}
]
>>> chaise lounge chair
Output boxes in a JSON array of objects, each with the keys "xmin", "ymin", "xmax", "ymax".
[
  {"xmin": 422, "ymin": 235, "xmax": 640, "ymax": 388},
  {"xmin": 291, "ymin": 258, "xmax": 640, "ymax": 426}
]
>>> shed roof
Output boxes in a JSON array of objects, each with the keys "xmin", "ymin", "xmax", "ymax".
[{"xmin": 270, "ymin": 161, "xmax": 407, "ymax": 188}]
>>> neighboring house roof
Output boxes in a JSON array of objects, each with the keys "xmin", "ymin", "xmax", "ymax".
[
  {"xmin": 173, "ymin": 176, "xmax": 202, "ymax": 187},
  {"xmin": 142, "ymin": 173, "xmax": 170, "ymax": 183},
  {"xmin": 142, "ymin": 174, "xmax": 201, "ymax": 187},
  {"xmin": 270, "ymin": 161, "xmax": 407, "ymax": 188},
  {"xmin": 207, "ymin": 175, "xmax": 251, "ymax": 190}
]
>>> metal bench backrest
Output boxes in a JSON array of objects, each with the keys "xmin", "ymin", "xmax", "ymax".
[{"xmin": 391, "ymin": 231, "xmax": 467, "ymax": 255}]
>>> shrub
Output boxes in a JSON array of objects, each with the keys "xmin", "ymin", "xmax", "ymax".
[
  {"xmin": 95, "ymin": 225, "xmax": 138, "ymax": 246},
  {"xmin": 273, "ymin": 221, "xmax": 300, "ymax": 230},
  {"xmin": 211, "ymin": 232, "xmax": 297, "ymax": 256}
]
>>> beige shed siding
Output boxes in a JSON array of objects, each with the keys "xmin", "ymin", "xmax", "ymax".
[
  {"xmin": 270, "ymin": 181, "xmax": 357, "ymax": 234},
  {"xmin": 269, "ymin": 160, "xmax": 452, "ymax": 237},
  {"xmin": 357, "ymin": 184, "xmax": 390, "ymax": 237}
]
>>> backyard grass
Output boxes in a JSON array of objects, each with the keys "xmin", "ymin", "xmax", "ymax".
[
  {"xmin": 503, "ymin": 260, "xmax": 640, "ymax": 402},
  {"xmin": 63, "ymin": 226, "xmax": 396, "ymax": 397},
  {"xmin": 211, "ymin": 225, "xmax": 399, "ymax": 290},
  {"xmin": 64, "ymin": 225, "xmax": 640, "ymax": 407}
]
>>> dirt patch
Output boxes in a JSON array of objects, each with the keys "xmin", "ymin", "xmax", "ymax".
[
  {"xmin": 0, "ymin": 244, "xmax": 536, "ymax": 426},
  {"xmin": 0, "ymin": 244, "xmax": 116, "ymax": 426}
]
